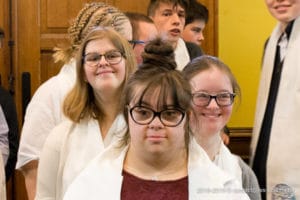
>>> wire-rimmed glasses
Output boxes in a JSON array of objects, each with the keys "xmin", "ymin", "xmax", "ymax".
[
  {"xmin": 128, "ymin": 40, "xmax": 146, "ymax": 49},
  {"xmin": 83, "ymin": 50, "xmax": 123, "ymax": 67}
]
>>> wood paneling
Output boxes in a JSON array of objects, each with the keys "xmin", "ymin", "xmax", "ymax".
[
  {"xmin": 199, "ymin": 0, "xmax": 218, "ymax": 56},
  {"xmin": 228, "ymin": 127, "xmax": 252, "ymax": 163},
  {"xmin": 0, "ymin": 0, "xmax": 11, "ymax": 88}
]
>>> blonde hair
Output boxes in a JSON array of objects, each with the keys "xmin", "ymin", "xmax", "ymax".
[
  {"xmin": 53, "ymin": 2, "xmax": 132, "ymax": 64},
  {"xmin": 63, "ymin": 27, "xmax": 137, "ymax": 122}
]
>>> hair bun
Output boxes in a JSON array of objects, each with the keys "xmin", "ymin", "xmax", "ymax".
[{"xmin": 141, "ymin": 37, "xmax": 177, "ymax": 70}]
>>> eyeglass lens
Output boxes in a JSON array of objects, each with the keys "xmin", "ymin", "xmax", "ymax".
[
  {"xmin": 84, "ymin": 50, "xmax": 122, "ymax": 67},
  {"xmin": 129, "ymin": 106, "xmax": 185, "ymax": 127},
  {"xmin": 192, "ymin": 92, "xmax": 235, "ymax": 107}
]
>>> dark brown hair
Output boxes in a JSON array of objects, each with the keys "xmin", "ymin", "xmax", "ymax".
[{"xmin": 121, "ymin": 37, "xmax": 192, "ymax": 146}]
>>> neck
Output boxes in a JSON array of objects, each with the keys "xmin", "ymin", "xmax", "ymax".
[
  {"xmin": 94, "ymin": 91, "xmax": 121, "ymax": 138},
  {"xmin": 195, "ymin": 131, "xmax": 222, "ymax": 161},
  {"xmin": 124, "ymin": 146, "xmax": 188, "ymax": 181}
]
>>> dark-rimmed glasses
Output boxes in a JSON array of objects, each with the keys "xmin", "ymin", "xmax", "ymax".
[
  {"xmin": 192, "ymin": 92, "xmax": 236, "ymax": 107},
  {"xmin": 83, "ymin": 50, "xmax": 123, "ymax": 67},
  {"xmin": 129, "ymin": 105, "xmax": 185, "ymax": 127}
]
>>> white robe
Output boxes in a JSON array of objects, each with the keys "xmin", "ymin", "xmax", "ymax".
[
  {"xmin": 251, "ymin": 17, "xmax": 300, "ymax": 199},
  {"xmin": 63, "ymin": 138, "xmax": 250, "ymax": 200}
]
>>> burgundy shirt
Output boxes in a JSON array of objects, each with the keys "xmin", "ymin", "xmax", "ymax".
[{"xmin": 121, "ymin": 170, "xmax": 188, "ymax": 200}]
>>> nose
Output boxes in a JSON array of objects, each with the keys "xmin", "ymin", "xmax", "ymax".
[
  {"xmin": 171, "ymin": 14, "xmax": 181, "ymax": 26},
  {"xmin": 98, "ymin": 55, "xmax": 109, "ymax": 65},
  {"xmin": 148, "ymin": 115, "xmax": 164, "ymax": 129},
  {"xmin": 206, "ymin": 97, "xmax": 219, "ymax": 108},
  {"xmin": 198, "ymin": 32, "xmax": 204, "ymax": 41}
]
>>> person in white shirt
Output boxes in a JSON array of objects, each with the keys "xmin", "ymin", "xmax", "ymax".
[
  {"xmin": 16, "ymin": 3, "xmax": 133, "ymax": 200},
  {"xmin": 35, "ymin": 27, "xmax": 136, "ymax": 200},
  {"xmin": 251, "ymin": 0, "xmax": 300, "ymax": 199},
  {"xmin": 147, "ymin": 0, "xmax": 202, "ymax": 70},
  {"xmin": 182, "ymin": 55, "xmax": 261, "ymax": 200}
]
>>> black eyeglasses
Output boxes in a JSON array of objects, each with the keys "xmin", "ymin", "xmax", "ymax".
[
  {"xmin": 128, "ymin": 105, "xmax": 185, "ymax": 127},
  {"xmin": 83, "ymin": 50, "xmax": 123, "ymax": 67},
  {"xmin": 192, "ymin": 92, "xmax": 236, "ymax": 107},
  {"xmin": 128, "ymin": 40, "xmax": 146, "ymax": 49}
]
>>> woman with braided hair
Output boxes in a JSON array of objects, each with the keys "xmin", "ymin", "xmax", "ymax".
[{"xmin": 16, "ymin": 3, "xmax": 133, "ymax": 200}]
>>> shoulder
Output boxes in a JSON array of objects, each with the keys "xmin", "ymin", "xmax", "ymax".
[
  {"xmin": 44, "ymin": 120, "xmax": 75, "ymax": 148},
  {"xmin": 63, "ymin": 144, "xmax": 128, "ymax": 200},
  {"xmin": 30, "ymin": 61, "xmax": 76, "ymax": 103},
  {"xmin": 236, "ymin": 156, "xmax": 261, "ymax": 200},
  {"xmin": 184, "ymin": 41, "xmax": 203, "ymax": 60}
]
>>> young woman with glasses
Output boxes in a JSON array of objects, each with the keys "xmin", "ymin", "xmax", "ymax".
[
  {"xmin": 182, "ymin": 55, "xmax": 261, "ymax": 200},
  {"xmin": 63, "ymin": 38, "xmax": 249, "ymax": 200},
  {"xmin": 35, "ymin": 27, "xmax": 136, "ymax": 200},
  {"xmin": 17, "ymin": 3, "xmax": 134, "ymax": 200}
]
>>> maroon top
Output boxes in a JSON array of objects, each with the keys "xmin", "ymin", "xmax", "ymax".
[{"xmin": 121, "ymin": 170, "xmax": 188, "ymax": 200}]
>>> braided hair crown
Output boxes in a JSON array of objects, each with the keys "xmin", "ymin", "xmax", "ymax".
[{"xmin": 53, "ymin": 2, "xmax": 129, "ymax": 63}]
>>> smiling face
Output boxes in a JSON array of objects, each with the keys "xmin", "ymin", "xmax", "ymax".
[
  {"xmin": 182, "ymin": 19, "xmax": 206, "ymax": 45},
  {"xmin": 150, "ymin": 2, "xmax": 185, "ymax": 46},
  {"xmin": 83, "ymin": 38, "xmax": 126, "ymax": 95},
  {"xmin": 265, "ymin": 0, "xmax": 300, "ymax": 25},
  {"xmin": 128, "ymin": 87, "xmax": 186, "ymax": 156},
  {"xmin": 190, "ymin": 67, "xmax": 233, "ymax": 137}
]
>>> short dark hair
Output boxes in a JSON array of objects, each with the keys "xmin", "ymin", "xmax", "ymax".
[
  {"xmin": 185, "ymin": 0, "xmax": 209, "ymax": 25},
  {"xmin": 147, "ymin": 0, "xmax": 190, "ymax": 17},
  {"xmin": 125, "ymin": 12, "xmax": 154, "ymax": 40}
]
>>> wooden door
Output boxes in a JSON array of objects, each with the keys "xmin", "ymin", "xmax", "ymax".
[{"xmin": 11, "ymin": 0, "xmax": 217, "ymax": 199}]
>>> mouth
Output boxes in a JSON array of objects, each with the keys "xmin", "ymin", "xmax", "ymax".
[
  {"xmin": 97, "ymin": 70, "xmax": 114, "ymax": 75},
  {"xmin": 202, "ymin": 113, "xmax": 221, "ymax": 118},
  {"xmin": 146, "ymin": 135, "xmax": 167, "ymax": 142},
  {"xmin": 169, "ymin": 28, "xmax": 181, "ymax": 37},
  {"xmin": 274, "ymin": 4, "xmax": 290, "ymax": 12}
]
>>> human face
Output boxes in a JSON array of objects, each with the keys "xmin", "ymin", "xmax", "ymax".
[
  {"xmin": 189, "ymin": 67, "xmax": 233, "ymax": 136},
  {"xmin": 265, "ymin": 0, "xmax": 300, "ymax": 25},
  {"xmin": 182, "ymin": 20, "xmax": 206, "ymax": 46},
  {"xmin": 150, "ymin": 2, "xmax": 185, "ymax": 46},
  {"xmin": 133, "ymin": 22, "xmax": 158, "ymax": 65},
  {"xmin": 83, "ymin": 38, "xmax": 126, "ymax": 95},
  {"xmin": 128, "ymin": 88, "xmax": 186, "ymax": 155}
]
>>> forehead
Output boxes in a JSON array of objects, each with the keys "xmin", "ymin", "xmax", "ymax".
[
  {"xmin": 155, "ymin": 2, "xmax": 185, "ymax": 13},
  {"xmin": 130, "ymin": 85, "xmax": 174, "ymax": 108},
  {"xmin": 138, "ymin": 21, "xmax": 158, "ymax": 40},
  {"xmin": 188, "ymin": 20, "xmax": 206, "ymax": 27},
  {"xmin": 190, "ymin": 67, "xmax": 232, "ymax": 92},
  {"xmin": 85, "ymin": 38, "xmax": 116, "ymax": 52}
]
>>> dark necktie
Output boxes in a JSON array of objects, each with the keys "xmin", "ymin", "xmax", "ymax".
[{"xmin": 252, "ymin": 33, "xmax": 286, "ymax": 200}]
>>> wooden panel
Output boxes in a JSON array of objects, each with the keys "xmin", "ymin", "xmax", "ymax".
[
  {"xmin": 40, "ymin": 52, "xmax": 62, "ymax": 83},
  {"xmin": 0, "ymin": 0, "xmax": 11, "ymax": 88},
  {"xmin": 110, "ymin": 0, "xmax": 149, "ymax": 13},
  {"xmin": 228, "ymin": 127, "xmax": 252, "ymax": 164},
  {"xmin": 198, "ymin": 0, "xmax": 218, "ymax": 56}
]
